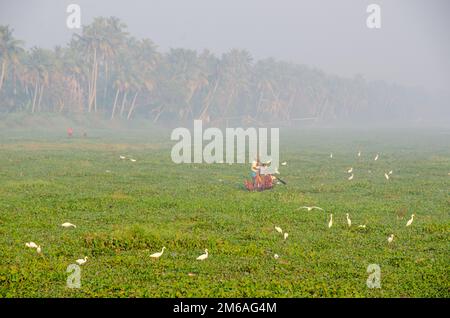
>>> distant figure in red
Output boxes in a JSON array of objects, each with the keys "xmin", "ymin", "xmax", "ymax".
[{"xmin": 67, "ymin": 127, "xmax": 73, "ymax": 137}]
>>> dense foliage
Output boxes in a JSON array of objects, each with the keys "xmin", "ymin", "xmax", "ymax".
[{"xmin": 0, "ymin": 18, "xmax": 431, "ymax": 124}]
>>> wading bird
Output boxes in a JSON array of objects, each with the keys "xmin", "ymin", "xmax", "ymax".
[
  {"xmin": 346, "ymin": 213, "xmax": 352, "ymax": 227},
  {"xmin": 61, "ymin": 222, "xmax": 76, "ymax": 228},
  {"xmin": 281, "ymin": 162, "xmax": 287, "ymax": 166},
  {"xmin": 119, "ymin": 155, "xmax": 126, "ymax": 160},
  {"xmin": 348, "ymin": 174, "xmax": 354, "ymax": 181},
  {"xmin": 36, "ymin": 245, "xmax": 42, "ymax": 254},
  {"xmin": 385, "ymin": 173, "xmax": 390, "ymax": 180},
  {"xmin": 196, "ymin": 249, "xmax": 208, "ymax": 261},
  {"xmin": 130, "ymin": 158, "xmax": 137, "ymax": 162},
  {"xmin": 275, "ymin": 226, "xmax": 283, "ymax": 234},
  {"xmin": 358, "ymin": 224, "xmax": 366, "ymax": 229},
  {"xmin": 389, "ymin": 170, "xmax": 393, "ymax": 175},
  {"xmin": 25, "ymin": 242, "xmax": 38, "ymax": 248},
  {"xmin": 284, "ymin": 233, "xmax": 289, "ymax": 240},
  {"xmin": 330, "ymin": 153, "xmax": 333, "ymax": 159},
  {"xmin": 406, "ymin": 214, "xmax": 415, "ymax": 227},
  {"xmin": 299, "ymin": 206, "xmax": 324, "ymax": 211},
  {"xmin": 150, "ymin": 247, "xmax": 166, "ymax": 259},
  {"xmin": 347, "ymin": 167, "xmax": 353, "ymax": 173},
  {"xmin": 328, "ymin": 214, "xmax": 333, "ymax": 228},
  {"xmin": 374, "ymin": 154, "xmax": 379, "ymax": 161},
  {"xmin": 274, "ymin": 254, "xmax": 279, "ymax": 259},
  {"xmin": 358, "ymin": 151, "xmax": 361, "ymax": 157},
  {"xmin": 388, "ymin": 234, "xmax": 394, "ymax": 244},
  {"xmin": 76, "ymin": 256, "xmax": 88, "ymax": 265}
]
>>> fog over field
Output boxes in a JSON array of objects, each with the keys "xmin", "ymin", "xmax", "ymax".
[{"xmin": 0, "ymin": 0, "xmax": 449, "ymax": 128}]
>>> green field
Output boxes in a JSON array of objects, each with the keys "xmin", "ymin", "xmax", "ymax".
[{"xmin": 0, "ymin": 126, "xmax": 449, "ymax": 297}]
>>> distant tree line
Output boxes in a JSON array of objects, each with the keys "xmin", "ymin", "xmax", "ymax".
[{"xmin": 0, "ymin": 17, "xmax": 432, "ymax": 125}]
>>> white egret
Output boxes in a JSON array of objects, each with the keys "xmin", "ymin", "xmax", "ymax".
[
  {"xmin": 274, "ymin": 254, "xmax": 279, "ymax": 259},
  {"xmin": 330, "ymin": 153, "xmax": 333, "ymax": 159},
  {"xmin": 389, "ymin": 170, "xmax": 393, "ymax": 175},
  {"xmin": 25, "ymin": 242, "xmax": 38, "ymax": 249},
  {"xmin": 406, "ymin": 214, "xmax": 415, "ymax": 227},
  {"xmin": 196, "ymin": 249, "xmax": 209, "ymax": 261},
  {"xmin": 150, "ymin": 247, "xmax": 166, "ymax": 259},
  {"xmin": 119, "ymin": 155, "xmax": 126, "ymax": 160},
  {"xmin": 36, "ymin": 245, "xmax": 42, "ymax": 254},
  {"xmin": 130, "ymin": 159, "xmax": 137, "ymax": 162},
  {"xmin": 284, "ymin": 232, "xmax": 289, "ymax": 240},
  {"xmin": 328, "ymin": 214, "xmax": 333, "ymax": 228},
  {"xmin": 374, "ymin": 154, "xmax": 379, "ymax": 161},
  {"xmin": 347, "ymin": 167, "xmax": 353, "ymax": 173},
  {"xmin": 385, "ymin": 173, "xmax": 390, "ymax": 180},
  {"xmin": 346, "ymin": 213, "xmax": 352, "ymax": 227},
  {"xmin": 348, "ymin": 174, "xmax": 354, "ymax": 181},
  {"xmin": 299, "ymin": 206, "xmax": 324, "ymax": 211},
  {"xmin": 275, "ymin": 226, "xmax": 283, "ymax": 234},
  {"xmin": 358, "ymin": 224, "xmax": 366, "ymax": 229},
  {"xmin": 388, "ymin": 234, "xmax": 394, "ymax": 244},
  {"xmin": 358, "ymin": 151, "xmax": 361, "ymax": 157},
  {"xmin": 76, "ymin": 256, "xmax": 88, "ymax": 265},
  {"xmin": 61, "ymin": 222, "xmax": 76, "ymax": 228},
  {"xmin": 281, "ymin": 162, "xmax": 287, "ymax": 166}
]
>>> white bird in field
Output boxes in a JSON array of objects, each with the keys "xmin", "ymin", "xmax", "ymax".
[
  {"xmin": 61, "ymin": 222, "xmax": 76, "ymax": 228},
  {"xmin": 346, "ymin": 213, "xmax": 352, "ymax": 227},
  {"xmin": 358, "ymin": 224, "xmax": 367, "ymax": 229},
  {"xmin": 299, "ymin": 206, "xmax": 324, "ymax": 211},
  {"xmin": 374, "ymin": 154, "xmax": 379, "ymax": 161},
  {"xmin": 274, "ymin": 254, "xmax": 279, "ymax": 259},
  {"xmin": 347, "ymin": 167, "xmax": 353, "ymax": 173},
  {"xmin": 330, "ymin": 153, "xmax": 333, "ymax": 159},
  {"xmin": 275, "ymin": 226, "xmax": 283, "ymax": 234},
  {"xmin": 348, "ymin": 174, "xmax": 354, "ymax": 181},
  {"xmin": 358, "ymin": 151, "xmax": 361, "ymax": 157},
  {"xmin": 281, "ymin": 161, "xmax": 287, "ymax": 166},
  {"xmin": 150, "ymin": 247, "xmax": 166, "ymax": 259},
  {"xmin": 36, "ymin": 245, "xmax": 42, "ymax": 254},
  {"xmin": 389, "ymin": 170, "xmax": 393, "ymax": 175},
  {"xmin": 130, "ymin": 158, "xmax": 137, "ymax": 162},
  {"xmin": 387, "ymin": 234, "xmax": 394, "ymax": 244},
  {"xmin": 76, "ymin": 256, "xmax": 88, "ymax": 265},
  {"xmin": 274, "ymin": 169, "xmax": 280, "ymax": 175},
  {"xmin": 196, "ymin": 249, "xmax": 209, "ymax": 261},
  {"xmin": 406, "ymin": 214, "xmax": 415, "ymax": 227},
  {"xmin": 25, "ymin": 242, "xmax": 38, "ymax": 249},
  {"xmin": 119, "ymin": 155, "xmax": 126, "ymax": 160},
  {"xmin": 384, "ymin": 173, "xmax": 390, "ymax": 180},
  {"xmin": 328, "ymin": 214, "xmax": 333, "ymax": 228},
  {"xmin": 284, "ymin": 232, "xmax": 289, "ymax": 240}
]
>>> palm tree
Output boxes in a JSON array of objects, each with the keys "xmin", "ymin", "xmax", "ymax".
[{"xmin": 0, "ymin": 25, "xmax": 23, "ymax": 94}]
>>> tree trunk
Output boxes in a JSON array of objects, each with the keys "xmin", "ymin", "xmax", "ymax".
[
  {"xmin": 127, "ymin": 91, "xmax": 139, "ymax": 120},
  {"xmin": 119, "ymin": 91, "xmax": 128, "ymax": 117},
  {"xmin": 0, "ymin": 59, "xmax": 6, "ymax": 92},
  {"xmin": 31, "ymin": 81, "xmax": 39, "ymax": 113},
  {"xmin": 110, "ymin": 88, "xmax": 120, "ymax": 120},
  {"xmin": 199, "ymin": 78, "xmax": 219, "ymax": 120}
]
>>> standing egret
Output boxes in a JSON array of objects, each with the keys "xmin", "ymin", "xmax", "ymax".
[
  {"xmin": 406, "ymin": 214, "xmax": 415, "ymax": 227},
  {"xmin": 284, "ymin": 232, "xmax": 289, "ymax": 240},
  {"xmin": 150, "ymin": 247, "xmax": 166, "ymax": 259},
  {"xmin": 374, "ymin": 154, "xmax": 379, "ymax": 161},
  {"xmin": 25, "ymin": 242, "xmax": 38, "ymax": 249},
  {"xmin": 281, "ymin": 162, "xmax": 287, "ymax": 166},
  {"xmin": 389, "ymin": 170, "xmax": 393, "ymax": 175},
  {"xmin": 328, "ymin": 214, "xmax": 333, "ymax": 228},
  {"xmin": 196, "ymin": 249, "xmax": 209, "ymax": 261},
  {"xmin": 130, "ymin": 158, "xmax": 137, "ymax": 162},
  {"xmin": 348, "ymin": 174, "xmax": 354, "ymax": 181},
  {"xmin": 358, "ymin": 151, "xmax": 361, "ymax": 157},
  {"xmin": 346, "ymin": 213, "xmax": 352, "ymax": 227},
  {"xmin": 388, "ymin": 234, "xmax": 394, "ymax": 244},
  {"xmin": 76, "ymin": 256, "xmax": 88, "ymax": 265},
  {"xmin": 384, "ymin": 173, "xmax": 390, "ymax": 180},
  {"xmin": 275, "ymin": 226, "xmax": 283, "ymax": 234},
  {"xmin": 61, "ymin": 222, "xmax": 76, "ymax": 228},
  {"xmin": 119, "ymin": 155, "xmax": 126, "ymax": 160},
  {"xmin": 330, "ymin": 153, "xmax": 333, "ymax": 159},
  {"xmin": 36, "ymin": 245, "xmax": 42, "ymax": 254},
  {"xmin": 347, "ymin": 167, "xmax": 353, "ymax": 173}
]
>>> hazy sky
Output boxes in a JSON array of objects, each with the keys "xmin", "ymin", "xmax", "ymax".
[{"xmin": 1, "ymin": 0, "xmax": 449, "ymax": 94}]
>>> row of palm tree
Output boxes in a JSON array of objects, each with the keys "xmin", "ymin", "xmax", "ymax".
[{"xmin": 0, "ymin": 18, "xmax": 429, "ymax": 124}]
